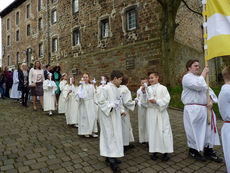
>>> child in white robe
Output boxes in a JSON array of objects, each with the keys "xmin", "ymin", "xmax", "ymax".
[
  {"xmin": 43, "ymin": 73, "xmax": 57, "ymax": 116},
  {"xmin": 95, "ymin": 76, "xmax": 109, "ymax": 122},
  {"xmin": 218, "ymin": 66, "xmax": 230, "ymax": 172},
  {"xmin": 119, "ymin": 76, "xmax": 135, "ymax": 151},
  {"xmin": 135, "ymin": 78, "xmax": 148, "ymax": 144},
  {"xmin": 78, "ymin": 73, "xmax": 98, "ymax": 137},
  {"xmin": 141, "ymin": 72, "xmax": 173, "ymax": 161},
  {"xmin": 63, "ymin": 76, "xmax": 79, "ymax": 126},
  {"xmin": 97, "ymin": 70, "xmax": 125, "ymax": 172},
  {"xmin": 58, "ymin": 73, "xmax": 68, "ymax": 114}
]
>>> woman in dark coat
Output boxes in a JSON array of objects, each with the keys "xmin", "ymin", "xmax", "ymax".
[{"xmin": 18, "ymin": 63, "xmax": 30, "ymax": 107}]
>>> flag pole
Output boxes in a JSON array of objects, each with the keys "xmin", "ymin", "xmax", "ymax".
[{"xmin": 202, "ymin": 2, "xmax": 211, "ymax": 124}]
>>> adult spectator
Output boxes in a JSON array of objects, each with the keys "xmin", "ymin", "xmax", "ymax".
[
  {"xmin": 18, "ymin": 63, "xmax": 30, "ymax": 107},
  {"xmin": 10, "ymin": 64, "xmax": 22, "ymax": 100},
  {"xmin": 29, "ymin": 61, "xmax": 45, "ymax": 111},
  {"xmin": 0, "ymin": 67, "xmax": 6, "ymax": 99}
]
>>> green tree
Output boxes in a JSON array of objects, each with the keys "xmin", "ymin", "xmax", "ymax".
[{"xmin": 157, "ymin": 0, "xmax": 182, "ymax": 86}]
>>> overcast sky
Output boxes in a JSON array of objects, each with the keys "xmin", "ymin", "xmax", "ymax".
[{"xmin": 0, "ymin": 0, "xmax": 15, "ymax": 66}]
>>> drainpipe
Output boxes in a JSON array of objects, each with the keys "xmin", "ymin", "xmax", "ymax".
[{"xmin": 46, "ymin": 0, "xmax": 50, "ymax": 64}]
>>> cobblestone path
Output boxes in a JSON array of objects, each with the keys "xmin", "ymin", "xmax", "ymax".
[{"xmin": 0, "ymin": 99, "xmax": 227, "ymax": 173}]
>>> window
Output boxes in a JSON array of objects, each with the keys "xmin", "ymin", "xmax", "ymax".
[
  {"xmin": 52, "ymin": 38, "xmax": 58, "ymax": 53},
  {"xmin": 7, "ymin": 56, "xmax": 11, "ymax": 66},
  {"xmin": 7, "ymin": 18, "xmax": 10, "ymax": 30},
  {"xmin": 27, "ymin": 24, "xmax": 31, "ymax": 36},
  {"xmin": 73, "ymin": 0, "xmax": 79, "ymax": 13},
  {"xmin": 73, "ymin": 29, "xmax": 80, "ymax": 46},
  {"xmin": 16, "ymin": 12, "xmax": 19, "ymax": 25},
  {"xmin": 7, "ymin": 35, "xmax": 10, "ymax": 46},
  {"xmin": 39, "ymin": 17, "xmax": 43, "ymax": 30},
  {"xmin": 52, "ymin": 0, "xmax": 57, "ymax": 3},
  {"xmin": 38, "ymin": 0, "xmax": 43, "ymax": 11},
  {"xmin": 16, "ymin": 52, "xmax": 20, "ymax": 64},
  {"xmin": 27, "ymin": 4, "xmax": 31, "ymax": 18},
  {"xmin": 101, "ymin": 19, "xmax": 109, "ymax": 39},
  {"xmin": 39, "ymin": 43, "xmax": 44, "ymax": 57},
  {"xmin": 127, "ymin": 8, "xmax": 137, "ymax": 31},
  {"xmin": 51, "ymin": 10, "xmax": 57, "ymax": 24},
  {"xmin": 16, "ymin": 30, "xmax": 20, "ymax": 41}
]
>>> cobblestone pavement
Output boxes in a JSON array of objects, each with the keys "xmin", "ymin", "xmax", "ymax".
[{"xmin": 0, "ymin": 99, "xmax": 227, "ymax": 173}]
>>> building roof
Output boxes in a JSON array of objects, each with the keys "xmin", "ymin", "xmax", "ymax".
[{"xmin": 0, "ymin": 0, "xmax": 27, "ymax": 18}]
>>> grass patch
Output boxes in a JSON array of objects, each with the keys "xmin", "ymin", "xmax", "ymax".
[{"xmin": 167, "ymin": 86, "xmax": 221, "ymax": 117}]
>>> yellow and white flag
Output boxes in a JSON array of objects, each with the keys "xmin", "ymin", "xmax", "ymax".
[{"xmin": 203, "ymin": 0, "xmax": 230, "ymax": 60}]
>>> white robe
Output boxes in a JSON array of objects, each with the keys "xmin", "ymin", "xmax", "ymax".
[
  {"xmin": 98, "ymin": 82, "xmax": 124, "ymax": 158},
  {"xmin": 181, "ymin": 72, "xmax": 220, "ymax": 151},
  {"xmin": 119, "ymin": 85, "xmax": 135, "ymax": 146},
  {"xmin": 136, "ymin": 87, "xmax": 148, "ymax": 143},
  {"xmin": 10, "ymin": 70, "xmax": 21, "ymax": 99},
  {"xmin": 78, "ymin": 84, "xmax": 98, "ymax": 135},
  {"xmin": 218, "ymin": 84, "xmax": 230, "ymax": 173},
  {"xmin": 142, "ymin": 83, "xmax": 173, "ymax": 153},
  {"xmin": 58, "ymin": 80, "xmax": 67, "ymax": 114},
  {"xmin": 43, "ymin": 80, "xmax": 57, "ymax": 111},
  {"xmin": 63, "ymin": 85, "xmax": 79, "ymax": 125}
]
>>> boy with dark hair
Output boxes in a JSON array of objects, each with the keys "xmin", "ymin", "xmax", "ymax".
[
  {"xmin": 218, "ymin": 66, "xmax": 230, "ymax": 172},
  {"xmin": 98, "ymin": 70, "xmax": 126, "ymax": 172},
  {"xmin": 141, "ymin": 72, "xmax": 173, "ymax": 161}
]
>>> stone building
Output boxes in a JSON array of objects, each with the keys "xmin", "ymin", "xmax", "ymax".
[{"xmin": 0, "ymin": 0, "xmax": 223, "ymax": 89}]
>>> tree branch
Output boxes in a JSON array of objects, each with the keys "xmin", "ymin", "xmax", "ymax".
[
  {"xmin": 156, "ymin": 0, "xmax": 164, "ymax": 7},
  {"xmin": 181, "ymin": 0, "xmax": 202, "ymax": 16}
]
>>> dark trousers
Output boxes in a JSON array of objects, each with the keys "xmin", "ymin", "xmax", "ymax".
[
  {"xmin": 21, "ymin": 86, "xmax": 29, "ymax": 106},
  {"xmin": 0, "ymin": 84, "xmax": 6, "ymax": 98}
]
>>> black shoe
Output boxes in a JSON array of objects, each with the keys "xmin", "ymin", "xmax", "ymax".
[
  {"xmin": 129, "ymin": 144, "xmax": 135, "ymax": 149},
  {"xmin": 114, "ymin": 158, "xmax": 122, "ymax": 164},
  {"xmin": 105, "ymin": 158, "xmax": 120, "ymax": 172},
  {"xmin": 151, "ymin": 153, "xmax": 158, "ymax": 160},
  {"xmin": 188, "ymin": 148, "xmax": 206, "ymax": 162},
  {"xmin": 124, "ymin": 146, "xmax": 129, "ymax": 152},
  {"xmin": 162, "ymin": 153, "xmax": 169, "ymax": 161},
  {"xmin": 204, "ymin": 147, "xmax": 223, "ymax": 163}
]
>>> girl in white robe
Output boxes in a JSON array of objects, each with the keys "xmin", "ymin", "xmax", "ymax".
[
  {"xmin": 119, "ymin": 76, "xmax": 135, "ymax": 150},
  {"xmin": 43, "ymin": 73, "xmax": 57, "ymax": 116},
  {"xmin": 58, "ymin": 73, "xmax": 68, "ymax": 114},
  {"xmin": 135, "ymin": 78, "xmax": 148, "ymax": 144},
  {"xmin": 78, "ymin": 73, "xmax": 98, "ymax": 137},
  {"xmin": 63, "ymin": 76, "xmax": 79, "ymax": 126},
  {"xmin": 141, "ymin": 72, "xmax": 173, "ymax": 161},
  {"xmin": 10, "ymin": 69, "xmax": 21, "ymax": 99}
]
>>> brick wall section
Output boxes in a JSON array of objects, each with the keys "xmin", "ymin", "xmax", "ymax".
[{"xmin": 1, "ymin": 0, "xmax": 219, "ymax": 89}]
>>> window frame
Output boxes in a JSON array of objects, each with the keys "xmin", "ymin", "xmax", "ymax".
[
  {"xmin": 101, "ymin": 18, "xmax": 109, "ymax": 39},
  {"xmin": 73, "ymin": 0, "xmax": 79, "ymax": 13},
  {"xmin": 73, "ymin": 28, "xmax": 80, "ymax": 46},
  {"xmin": 26, "ymin": 4, "xmax": 31, "ymax": 19},
  {"xmin": 16, "ymin": 30, "xmax": 20, "ymax": 41},
  {"xmin": 39, "ymin": 43, "xmax": 44, "ymax": 58},
  {"xmin": 16, "ymin": 12, "xmax": 20, "ymax": 25},
  {"xmin": 7, "ymin": 55, "xmax": 11, "ymax": 66},
  {"xmin": 126, "ymin": 8, "xmax": 137, "ymax": 31},
  {"xmin": 38, "ymin": 0, "xmax": 43, "ymax": 11},
  {"xmin": 7, "ymin": 35, "xmax": 10, "ymax": 46},
  {"xmin": 52, "ymin": 37, "xmax": 58, "ymax": 53},
  {"xmin": 6, "ymin": 18, "xmax": 10, "ymax": 30},
  {"xmin": 16, "ymin": 52, "xmax": 20, "ymax": 65},
  {"xmin": 27, "ymin": 24, "xmax": 31, "ymax": 36},
  {"xmin": 38, "ymin": 17, "xmax": 43, "ymax": 31},
  {"xmin": 51, "ymin": 10, "xmax": 57, "ymax": 24}
]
